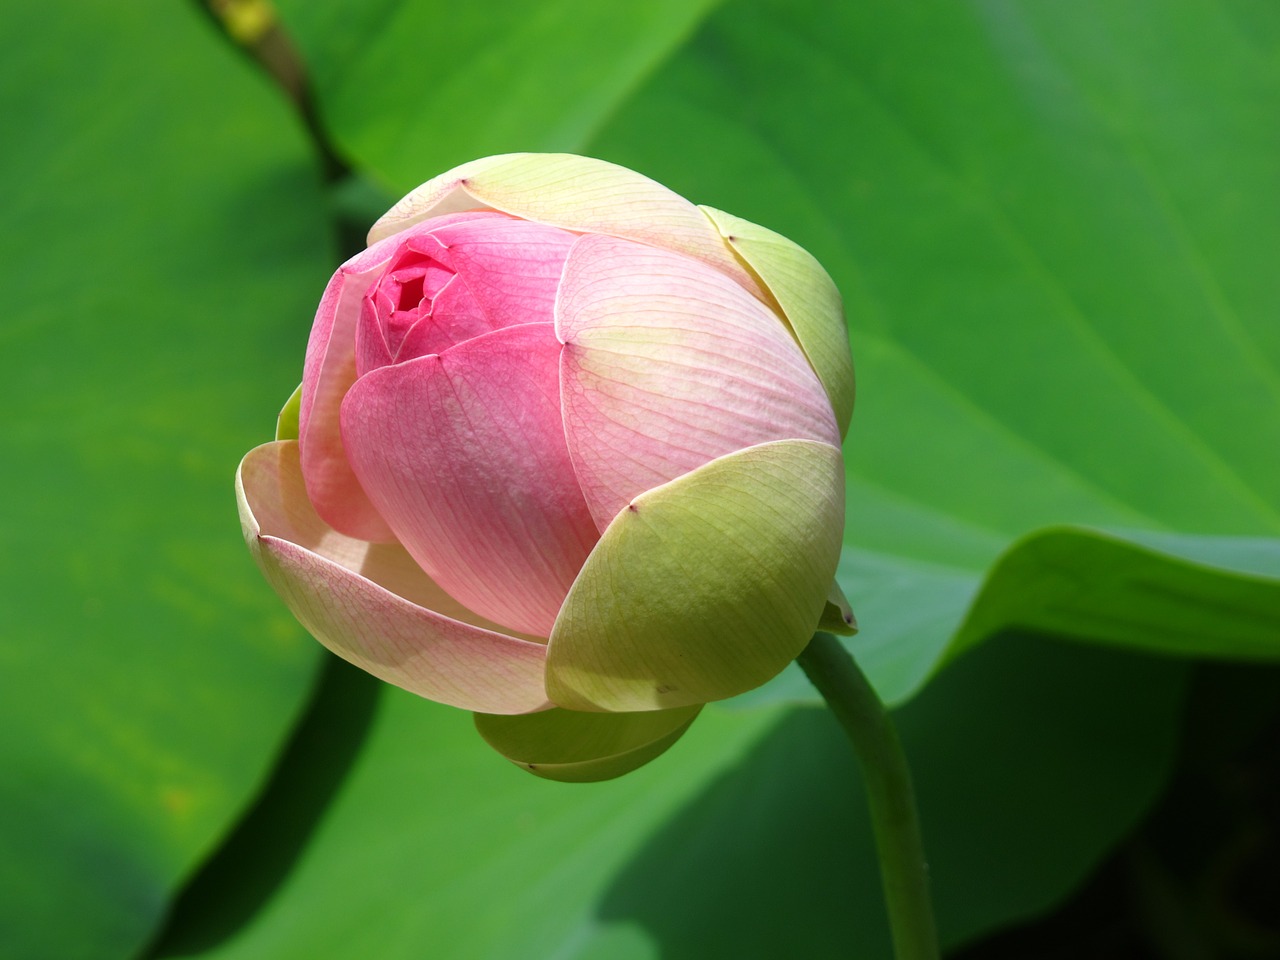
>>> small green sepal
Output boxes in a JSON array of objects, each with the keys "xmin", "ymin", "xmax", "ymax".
[
  {"xmin": 474, "ymin": 705, "xmax": 701, "ymax": 782},
  {"xmin": 276, "ymin": 382, "xmax": 303, "ymax": 441},
  {"xmin": 818, "ymin": 578, "xmax": 858, "ymax": 635}
]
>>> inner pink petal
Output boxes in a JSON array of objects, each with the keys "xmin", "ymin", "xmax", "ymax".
[
  {"xmin": 340, "ymin": 322, "xmax": 599, "ymax": 637},
  {"xmin": 299, "ymin": 211, "xmax": 508, "ymax": 540},
  {"xmin": 394, "ymin": 274, "xmax": 492, "ymax": 359},
  {"xmin": 426, "ymin": 217, "xmax": 576, "ymax": 329},
  {"xmin": 356, "ymin": 216, "xmax": 576, "ymax": 374}
]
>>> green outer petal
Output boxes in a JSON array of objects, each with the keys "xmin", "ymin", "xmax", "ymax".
[
  {"xmin": 474, "ymin": 704, "xmax": 701, "ymax": 783},
  {"xmin": 276, "ymin": 382, "xmax": 303, "ymax": 441},
  {"xmin": 700, "ymin": 206, "xmax": 855, "ymax": 438},
  {"xmin": 546, "ymin": 439, "xmax": 845, "ymax": 712}
]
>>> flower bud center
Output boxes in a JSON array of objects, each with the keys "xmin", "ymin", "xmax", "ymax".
[
  {"xmin": 372, "ymin": 248, "xmax": 459, "ymax": 360},
  {"xmin": 394, "ymin": 273, "xmax": 425, "ymax": 312}
]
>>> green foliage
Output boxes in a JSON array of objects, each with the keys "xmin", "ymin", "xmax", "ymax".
[
  {"xmin": 156, "ymin": 640, "xmax": 1187, "ymax": 959},
  {"xmin": 274, "ymin": 0, "xmax": 724, "ymax": 188},
  {"xmin": 3, "ymin": 0, "xmax": 1277, "ymax": 957},
  {"xmin": 0, "ymin": 3, "xmax": 326, "ymax": 957}
]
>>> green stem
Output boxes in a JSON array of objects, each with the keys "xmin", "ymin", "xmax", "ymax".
[{"xmin": 796, "ymin": 632, "xmax": 940, "ymax": 960}]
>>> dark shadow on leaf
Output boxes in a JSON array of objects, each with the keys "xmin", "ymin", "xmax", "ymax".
[
  {"xmin": 601, "ymin": 703, "xmax": 886, "ymax": 959},
  {"xmin": 145, "ymin": 654, "xmax": 382, "ymax": 957},
  {"xmin": 597, "ymin": 634, "xmax": 1189, "ymax": 960}
]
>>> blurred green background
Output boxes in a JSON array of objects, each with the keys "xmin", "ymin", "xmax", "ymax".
[{"xmin": 3, "ymin": 1, "xmax": 1278, "ymax": 958}]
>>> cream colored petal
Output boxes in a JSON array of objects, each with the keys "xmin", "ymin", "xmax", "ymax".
[
  {"xmin": 700, "ymin": 206, "xmax": 855, "ymax": 438},
  {"xmin": 370, "ymin": 153, "xmax": 759, "ymax": 295},
  {"xmin": 237, "ymin": 440, "xmax": 550, "ymax": 714}
]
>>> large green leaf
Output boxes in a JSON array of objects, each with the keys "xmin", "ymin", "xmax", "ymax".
[
  {"xmin": 156, "ymin": 637, "xmax": 1186, "ymax": 959},
  {"xmin": 274, "ymin": 0, "xmax": 724, "ymax": 189},
  {"xmin": 0, "ymin": 3, "xmax": 329, "ymax": 956},
  {"xmin": 584, "ymin": 0, "xmax": 1280, "ymax": 699},
  {"xmin": 751, "ymin": 525, "xmax": 1280, "ymax": 710}
]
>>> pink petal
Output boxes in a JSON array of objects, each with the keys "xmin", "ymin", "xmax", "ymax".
[
  {"xmin": 356, "ymin": 292, "xmax": 397, "ymax": 374},
  {"xmin": 340, "ymin": 322, "xmax": 599, "ymax": 637},
  {"xmin": 355, "ymin": 216, "xmax": 575, "ymax": 367},
  {"xmin": 391, "ymin": 273, "xmax": 488, "ymax": 361},
  {"xmin": 556, "ymin": 234, "xmax": 841, "ymax": 531},
  {"xmin": 300, "ymin": 211, "xmax": 508, "ymax": 539},
  {"xmin": 237, "ymin": 440, "xmax": 550, "ymax": 714},
  {"xmin": 368, "ymin": 153, "xmax": 764, "ymax": 299},
  {"xmin": 424, "ymin": 215, "xmax": 577, "ymax": 332},
  {"xmin": 299, "ymin": 238, "xmax": 399, "ymax": 542}
]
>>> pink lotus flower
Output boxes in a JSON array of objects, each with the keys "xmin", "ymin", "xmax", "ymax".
[{"xmin": 237, "ymin": 154, "xmax": 854, "ymax": 780}]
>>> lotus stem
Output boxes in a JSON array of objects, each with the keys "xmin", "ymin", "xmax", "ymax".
[{"xmin": 796, "ymin": 632, "xmax": 940, "ymax": 960}]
